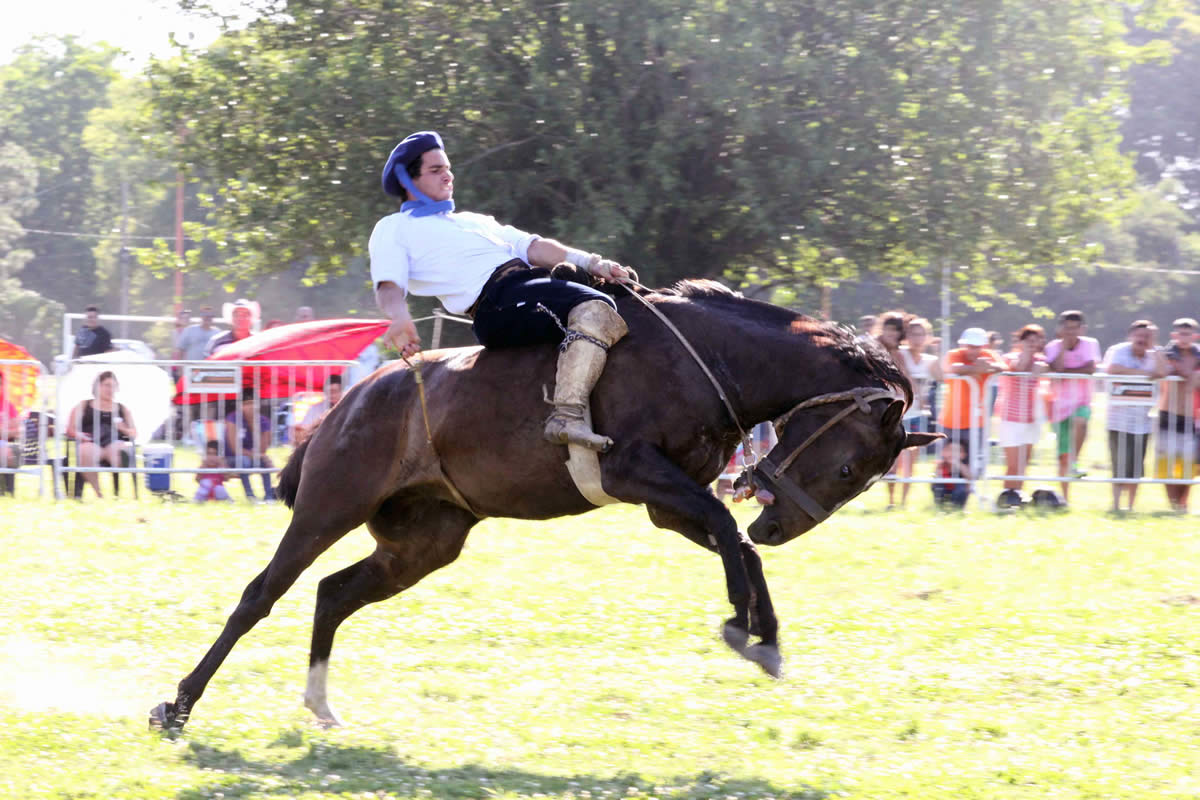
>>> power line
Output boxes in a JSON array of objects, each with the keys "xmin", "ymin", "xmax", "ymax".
[
  {"xmin": 1091, "ymin": 262, "xmax": 1200, "ymax": 277},
  {"xmin": 0, "ymin": 225, "xmax": 195, "ymax": 242}
]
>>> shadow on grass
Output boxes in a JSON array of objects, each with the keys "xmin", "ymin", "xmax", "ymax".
[{"xmin": 171, "ymin": 735, "xmax": 829, "ymax": 799}]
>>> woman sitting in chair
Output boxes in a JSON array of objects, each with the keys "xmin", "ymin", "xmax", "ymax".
[{"xmin": 66, "ymin": 370, "xmax": 137, "ymax": 499}]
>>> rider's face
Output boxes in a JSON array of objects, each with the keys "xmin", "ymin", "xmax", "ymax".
[{"xmin": 412, "ymin": 149, "xmax": 453, "ymax": 202}]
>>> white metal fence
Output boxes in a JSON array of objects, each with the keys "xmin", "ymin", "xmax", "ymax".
[
  {"xmin": 879, "ymin": 372, "xmax": 1196, "ymax": 509},
  {"xmin": 21, "ymin": 357, "xmax": 351, "ymax": 501},
  {"xmin": 4, "ymin": 339, "xmax": 1197, "ymax": 508}
]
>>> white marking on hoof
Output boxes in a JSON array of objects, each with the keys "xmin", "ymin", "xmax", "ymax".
[
  {"xmin": 721, "ymin": 621, "xmax": 750, "ymax": 654},
  {"xmin": 303, "ymin": 661, "xmax": 343, "ymax": 728},
  {"xmin": 744, "ymin": 643, "xmax": 784, "ymax": 679}
]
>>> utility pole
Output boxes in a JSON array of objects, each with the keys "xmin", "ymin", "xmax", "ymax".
[
  {"xmin": 174, "ymin": 170, "xmax": 184, "ymax": 313},
  {"xmin": 940, "ymin": 260, "xmax": 951, "ymax": 350},
  {"xmin": 119, "ymin": 178, "xmax": 130, "ymax": 338}
]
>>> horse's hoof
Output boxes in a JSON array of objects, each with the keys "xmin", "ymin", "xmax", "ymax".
[
  {"xmin": 148, "ymin": 701, "xmax": 182, "ymax": 731},
  {"xmin": 305, "ymin": 700, "xmax": 344, "ymax": 729},
  {"xmin": 744, "ymin": 643, "xmax": 784, "ymax": 679},
  {"xmin": 721, "ymin": 621, "xmax": 750, "ymax": 654}
]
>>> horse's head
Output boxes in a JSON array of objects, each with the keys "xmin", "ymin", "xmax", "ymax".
[{"xmin": 746, "ymin": 389, "xmax": 941, "ymax": 546}]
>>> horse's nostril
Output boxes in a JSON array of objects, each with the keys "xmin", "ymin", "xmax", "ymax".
[{"xmin": 766, "ymin": 521, "xmax": 782, "ymax": 542}]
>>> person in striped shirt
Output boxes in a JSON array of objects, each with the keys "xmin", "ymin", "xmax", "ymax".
[{"xmin": 995, "ymin": 325, "xmax": 1048, "ymax": 505}]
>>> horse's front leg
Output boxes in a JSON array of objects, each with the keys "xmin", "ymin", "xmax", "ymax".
[
  {"xmin": 605, "ymin": 442, "xmax": 775, "ymax": 675},
  {"xmin": 648, "ymin": 506, "xmax": 782, "ymax": 678},
  {"xmin": 738, "ymin": 538, "xmax": 782, "ymax": 678}
]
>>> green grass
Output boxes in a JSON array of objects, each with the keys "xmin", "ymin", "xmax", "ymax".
[{"xmin": 0, "ymin": 491, "xmax": 1197, "ymax": 799}]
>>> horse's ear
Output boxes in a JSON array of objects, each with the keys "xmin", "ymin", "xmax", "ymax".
[
  {"xmin": 881, "ymin": 399, "xmax": 905, "ymax": 430},
  {"xmin": 905, "ymin": 431, "xmax": 945, "ymax": 449}
]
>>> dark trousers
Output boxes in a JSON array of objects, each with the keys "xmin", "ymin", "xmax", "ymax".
[
  {"xmin": 932, "ymin": 484, "xmax": 969, "ymax": 508},
  {"xmin": 471, "ymin": 268, "xmax": 616, "ymax": 349},
  {"xmin": 227, "ymin": 454, "xmax": 276, "ymax": 500}
]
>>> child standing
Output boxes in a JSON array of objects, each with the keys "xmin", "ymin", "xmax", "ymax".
[{"xmin": 195, "ymin": 440, "xmax": 232, "ymax": 502}]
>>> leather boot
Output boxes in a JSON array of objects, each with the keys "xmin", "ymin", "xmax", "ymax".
[{"xmin": 543, "ymin": 300, "xmax": 628, "ymax": 452}]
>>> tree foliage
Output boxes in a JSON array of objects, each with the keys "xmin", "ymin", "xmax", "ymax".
[
  {"xmin": 143, "ymin": 0, "xmax": 1177, "ymax": 298},
  {"xmin": 0, "ymin": 37, "xmax": 120, "ymax": 311},
  {"xmin": 0, "ymin": 141, "xmax": 64, "ymax": 356},
  {"xmin": 1124, "ymin": 2, "xmax": 1200, "ymax": 221}
]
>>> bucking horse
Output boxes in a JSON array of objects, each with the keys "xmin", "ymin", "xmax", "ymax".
[{"xmin": 150, "ymin": 279, "xmax": 938, "ymax": 730}]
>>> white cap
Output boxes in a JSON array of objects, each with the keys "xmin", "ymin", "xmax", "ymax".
[{"xmin": 958, "ymin": 327, "xmax": 988, "ymax": 346}]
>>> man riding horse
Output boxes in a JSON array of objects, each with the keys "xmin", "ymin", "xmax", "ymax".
[{"xmin": 371, "ymin": 130, "xmax": 632, "ymax": 452}]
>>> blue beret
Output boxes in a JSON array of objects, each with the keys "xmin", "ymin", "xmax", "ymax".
[{"xmin": 381, "ymin": 131, "xmax": 445, "ymax": 197}]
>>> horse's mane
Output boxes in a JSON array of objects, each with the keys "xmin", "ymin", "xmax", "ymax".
[
  {"xmin": 815, "ymin": 323, "xmax": 914, "ymax": 408},
  {"xmin": 627, "ymin": 278, "xmax": 913, "ymax": 408}
]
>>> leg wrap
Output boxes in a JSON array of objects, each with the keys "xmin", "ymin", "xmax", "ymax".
[{"xmin": 543, "ymin": 301, "xmax": 628, "ymax": 452}]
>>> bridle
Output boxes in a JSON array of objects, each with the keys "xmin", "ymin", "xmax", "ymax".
[
  {"xmin": 619, "ymin": 281, "xmax": 903, "ymax": 523},
  {"xmin": 753, "ymin": 388, "xmax": 901, "ymax": 523}
]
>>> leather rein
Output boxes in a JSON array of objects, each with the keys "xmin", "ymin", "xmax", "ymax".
[{"xmin": 618, "ymin": 282, "xmax": 900, "ymax": 523}]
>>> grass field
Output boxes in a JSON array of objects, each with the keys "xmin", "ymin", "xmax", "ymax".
[{"xmin": 0, "ymin": 489, "xmax": 1197, "ymax": 799}]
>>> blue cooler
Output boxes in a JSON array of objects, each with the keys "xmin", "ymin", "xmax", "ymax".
[{"xmin": 143, "ymin": 443, "xmax": 173, "ymax": 492}]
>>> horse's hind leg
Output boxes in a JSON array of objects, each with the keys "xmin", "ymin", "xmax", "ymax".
[
  {"xmin": 149, "ymin": 510, "xmax": 367, "ymax": 731},
  {"xmin": 304, "ymin": 500, "xmax": 477, "ymax": 727}
]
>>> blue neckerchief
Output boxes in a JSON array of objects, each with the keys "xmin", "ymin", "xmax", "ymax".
[{"xmin": 395, "ymin": 164, "xmax": 454, "ymax": 217}]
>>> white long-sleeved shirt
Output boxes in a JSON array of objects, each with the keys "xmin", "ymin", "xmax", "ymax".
[{"xmin": 368, "ymin": 209, "xmax": 540, "ymax": 314}]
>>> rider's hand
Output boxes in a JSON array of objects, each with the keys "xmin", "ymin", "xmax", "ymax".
[
  {"xmin": 591, "ymin": 257, "xmax": 633, "ymax": 283},
  {"xmin": 383, "ymin": 316, "xmax": 422, "ymax": 359}
]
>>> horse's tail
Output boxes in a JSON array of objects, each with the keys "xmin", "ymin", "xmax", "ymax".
[{"xmin": 277, "ymin": 436, "xmax": 310, "ymax": 509}]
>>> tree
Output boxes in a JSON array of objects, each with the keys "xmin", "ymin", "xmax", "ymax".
[
  {"xmin": 1124, "ymin": 3, "xmax": 1200, "ymax": 222},
  {"xmin": 0, "ymin": 36, "xmax": 120, "ymax": 311},
  {"xmin": 0, "ymin": 141, "xmax": 64, "ymax": 360},
  {"xmin": 82, "ymin": 74, "xmax": 182, "ymax": 330},
  {"xmin": 145, "ymin": 0, "xmax": 1177, "ymax": 306}
]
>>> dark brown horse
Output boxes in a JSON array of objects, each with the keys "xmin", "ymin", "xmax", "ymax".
[{"xmin": 150, "ymin": 280, "xmax": 937, "ymax": 730}]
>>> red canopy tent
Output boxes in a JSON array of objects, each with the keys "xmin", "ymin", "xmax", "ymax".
[
  {"xmin": 174, "ymin": 318, "xmax": 389, "ymax": 404},
  {"xmin": 0, "ymin": 338, "xmax": 41, "ymax": 416}
]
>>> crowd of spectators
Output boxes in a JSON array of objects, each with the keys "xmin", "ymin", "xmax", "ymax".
[
  {"xmin": 0, "ymin": 298, "xmax": 350, "ymax": 503},
  {"xmin": 867, "ymin": 310, "xmax": 1200, "ymax": 513}
]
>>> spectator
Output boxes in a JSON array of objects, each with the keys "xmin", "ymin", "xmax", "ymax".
[
  {"xmin": 65, "ymin": 370, "xmax": 137, "ymax": 499},
  {"xmin": 293, "ymin": 374, "xmax": 343, "ymax": 444},
  {"xmin": 932, "ymin": 440, "xmax": 972, "ymax": 509},
  {"xmin": 857, "ymin": 315, "xmax": 877, "ymax": 338},
  {"xmin": 892, "ymin": 316, "xmax": 943, "ymax": 509},
  {"xmin": 295, "ymin": 306, "xmax": 315, "ymax": 322},
  {"xmin": 1044, "ymin": 310, "xmax": 1100, "ymax": 502},
  {"xmin": 72, "ymin": 305, "xmax": 114, "ymax": 358},
  {"xmin": 174, "ymin": 307, "xmax": 191, "ymax": 339},
  {"xmin": 939, "ymin": 327, "xmax": 1003, "ymax": 474},
  {"xmin": 173, "ymin": 306, "xmax": 220, "ymax": 362},
  {"xmin": 1156, "ymin": 318, "xmax": 1200, "ymax": 512},
  {"xmin": 995, "ymin": 324, "xmax": 1048, "ymax": 506},
  {"xmin": 0, "ymin": 370, "xmax": 22, "ymax": 495},
  {"xmin": 225, "ymin": 387, "xmax": 277, "ymax": 502},
  {"xmin": 347, "ymin": 341, "xmax": 382, "ymax": 387},
  {"xmin": 986, "ymin": 331, "xmax": 1005, "ymax": 414},
  {"xmin": 874, "ymin": 311, "xmax": 908, "ymax": 509},
  {"xmin": 925, "ymin": 333, "xmax": 945, "ymax": 431},
  {"xmin": 206, "ymin": 299, "xmax": 260, "ymax": 356},
  {"xmin": 194, "ymin": 440, "xmax": 233, "ymax": 502},
  {"xmin": 1102, "ymin": 320, "xmax": 1167, "ymax": 513}
]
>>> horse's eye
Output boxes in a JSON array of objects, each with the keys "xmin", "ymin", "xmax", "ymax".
[{"xmin": 840, "ymin": 465, "xmax": 852, "ymax": 478}]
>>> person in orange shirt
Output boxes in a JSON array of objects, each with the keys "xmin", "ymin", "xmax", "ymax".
[{"xmin": 939, "ymin": 327, "xmax": 1003, "ymax": 473}]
